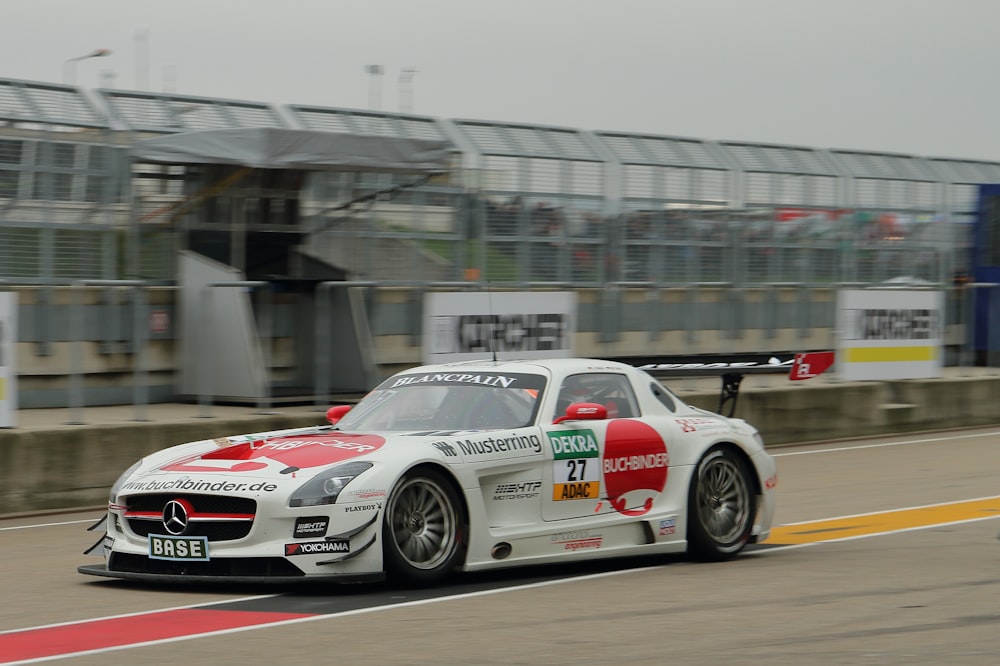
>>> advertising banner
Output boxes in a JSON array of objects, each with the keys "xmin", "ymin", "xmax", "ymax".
[
  {"xmin": 0, "ymin": 292, "xmax": 17, "ymax": 428},
  {"xmin": 836, "ymin": 289, "xmax": 943, "ymax": 381},
  {"xmin": 423, "ymin": 292, "xmax": 576, "ymax": 364}
]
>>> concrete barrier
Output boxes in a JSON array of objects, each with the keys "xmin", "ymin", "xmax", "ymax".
[
  {"xmin": 3, "ymin": 375, "xmax": 1000, "ymax": 515},
  {"xmin": 0, "ymin": 412, "xmax": 323, "ymax": 515},
  {"xmin": 677, "ymin": 376, "xmax": 1000, "ymax": 445}
]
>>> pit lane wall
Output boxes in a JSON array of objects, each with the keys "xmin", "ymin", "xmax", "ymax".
[{"xmin": 2, "ymin": 373, "xmax": 1000, "ymax": 514}]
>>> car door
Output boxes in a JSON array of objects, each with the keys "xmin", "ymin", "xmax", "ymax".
[
  {"xmin": 541, "ymin": 419, "xmax": 610, "ymax": 521},
  {"xmin": 540, "ymin": 372, "xmax": 670, "ymax": 522}
]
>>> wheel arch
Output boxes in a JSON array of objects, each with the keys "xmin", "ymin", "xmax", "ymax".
[
  {"xmin": 379, "ymin": 461, "xmax": 472, "ymax": 585},
  {"xmin": 685, "ymin": 440, "xmax": 759, "ymax": 561},
  {"xmin": 399, "ymin": 462, "xmax": 469, "ymax": 514},
  {"xmin": 397, "ymin": 461, "xmax": 471, "ymax": 549},
  {"xmin": 691, "ymin": 441, "xmax": 761, "ymax": 496}
]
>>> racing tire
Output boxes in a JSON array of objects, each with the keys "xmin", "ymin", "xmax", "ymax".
[
  {"xmin": 382, "ymin": 468, "xmax": 466, "ymax": 586},
  {"xmin": 687, "ymin": 446, "xmax": 756, "ymax": 561}
]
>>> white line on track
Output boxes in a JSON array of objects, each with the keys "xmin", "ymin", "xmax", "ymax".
[
  {"xmin": 6, "ymin": 427, "xmax": 1000, "ymax": 663},
  {"xmin": 0, "ymin": 519, "xmax": 94, "ymax": 532},
  {"xmin": 12, "ymin": 505, "xmax": 1000, "ymax": 665},
  {"xmin": 762, "ymin": 513, "xmax": 1000, "ymax": 553},
  {"xmin": 771, "ymin": 429, "xmax": 1000, "ymax": 457},
  {"xmin": 0, "ymin": 594, "xmax": 280, "ymax": 636},
  {"xmin": 777, "ymin": 494, "xmax": 1000, "ymax": 525},
  {"xmin": 5, "ymin": 566, "xmax": 664, "ymax": 665}
]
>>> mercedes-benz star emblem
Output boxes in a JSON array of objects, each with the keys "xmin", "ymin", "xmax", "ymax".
[{"xmin": 162, "ymin": 499, "xmax": 192, "ymax": 535}]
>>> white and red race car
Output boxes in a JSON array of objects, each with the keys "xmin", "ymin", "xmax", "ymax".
[{"xmin": 80, "ymin": 356, "xmax": 820, "ymax": 586}]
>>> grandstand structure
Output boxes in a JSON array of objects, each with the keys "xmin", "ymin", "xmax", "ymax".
[
  {"xmin": 2, "ymin": 76, "xmax": 999, "ymax": 407},
  {"xmin": 3, "ymin": 76, "xmax": 999, "ymax": 286}
]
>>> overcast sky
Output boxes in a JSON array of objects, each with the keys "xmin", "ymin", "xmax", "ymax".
[{"xmin": 5, "ymin": 0, "xmax": 1000, "ymax": 161}]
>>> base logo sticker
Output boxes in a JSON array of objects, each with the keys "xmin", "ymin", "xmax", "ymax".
[
  {"xmin": 602, "ymin": 420, "xmax": 669, "ymax": 516},
  {"xmin": 548, "ymin": 429, "xmax": 600, "ymax": 501}
]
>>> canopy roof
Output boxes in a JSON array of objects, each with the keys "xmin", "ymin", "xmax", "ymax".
[{"xmin": 130, "ymin": 128, "xmax": 451, "ymax": 174}]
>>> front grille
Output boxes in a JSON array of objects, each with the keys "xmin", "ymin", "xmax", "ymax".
[
  {"xmin": 127, "ymin": 520, "xmax": 253, "ymax": 541},
  {"xmin": 109, "ymin": 552, "xmax": 304, "ymax": 577},
  {"xmin": 123, "ymin": 493, "xmax": 257, "ymax": 542},
  {"xmin": 127, "ymin": 494, "xmax": 256, "ymax": 514}
]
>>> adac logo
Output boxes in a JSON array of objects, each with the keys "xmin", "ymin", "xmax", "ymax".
[
  {"xmin": 160, "ymin": 434, "xmax": 385, "ymax": 474},
  {"xmin": 601, "ymin": 420, "xmax": 669, "ymax": 516}
]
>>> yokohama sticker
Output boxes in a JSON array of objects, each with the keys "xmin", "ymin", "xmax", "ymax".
[
  {"xmin": 159, "ymin": 433, "xmax": 385, "ymax": 474},
  {"xmin": 285, "ymin": 540, "xmax": 350, "ymax": 556},
  {"xmin": 601, "ymin": 420, "xmax": 669, "ymax": 516}
]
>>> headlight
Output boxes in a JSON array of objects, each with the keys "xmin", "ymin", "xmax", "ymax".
[
  {"xmin": 288, "ymin": 462, "xmax": 373, "ymax": 507},
  {"xmin": 109, "ymin": 460, "xmax": 141, "ymax": 504}
]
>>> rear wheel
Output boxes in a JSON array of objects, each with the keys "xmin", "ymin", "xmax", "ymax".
[
  {"xmin": 687, "ymin": 447, "xmax": 755, "ymax": 561},
  {"xmin": 382, "ymin": 469, "xmax": 465, "ymax": 586}
]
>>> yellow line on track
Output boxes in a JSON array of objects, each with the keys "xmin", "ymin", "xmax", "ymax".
[{"xmin": 766, "ymin": 497, "xmax": 1000, "ymax": 545}]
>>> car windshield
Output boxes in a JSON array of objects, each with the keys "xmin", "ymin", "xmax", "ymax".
[{"xmin": 335, "ymin": 371, "xmax": 547, "ymax": 432}]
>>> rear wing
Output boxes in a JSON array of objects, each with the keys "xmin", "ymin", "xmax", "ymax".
[{"xmin": 635, "ymin": 351, "xmax": 835, "ymax": 417}]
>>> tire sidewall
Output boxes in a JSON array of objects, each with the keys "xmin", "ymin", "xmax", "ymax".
[
  {"xmin": 687, "ymin": 446, "xmax": 756, "ymax": 560},
  {"xmin": 382, "ymin": 468, "xmax": 466, "ymax": 586}
]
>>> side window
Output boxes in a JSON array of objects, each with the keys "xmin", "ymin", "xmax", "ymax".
[
  {"xmin": 556, "ymin": 373, "xmax": 640, "ymax": 419},
  {"xmin": 649, "ymin": 381, "xmax": 676, "ymax": 413}
]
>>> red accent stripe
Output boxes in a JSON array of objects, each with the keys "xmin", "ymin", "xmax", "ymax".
[
  {"xmin": 189, "ymin": 513, "xmax": 256, "ymax": 520},
  {"xmin": 123, "ymin": 511, "xmax": 161, "ymax": 518},
  {"xmin": 124, "ymin": 512, "xmax": 255, "ymax": 520},
  {"xmin": 0, "ymin": 608, "xmax": 314, "ymax": 662}
]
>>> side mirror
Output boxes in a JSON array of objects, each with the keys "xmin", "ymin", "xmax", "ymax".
[
  {"xmin": 553, "ymin": 402, "xmax": 608, "ymax": 425},
  {"xmin": 326, "ymin": 404, "xmax": 352, "ymax": 425}
]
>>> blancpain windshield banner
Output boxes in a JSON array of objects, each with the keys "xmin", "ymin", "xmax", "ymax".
[
  {"xmin": 0, "ymin": 292, "xmax": 17, "ymax": 428},
  {"xmin": 423, "ymin": 291, "xmax": 576, "ymax": 363}
]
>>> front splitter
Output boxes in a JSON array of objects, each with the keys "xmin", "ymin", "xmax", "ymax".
[{"xmin": 77, "ymin": 563, "xmax": 384, "ymax": 586}]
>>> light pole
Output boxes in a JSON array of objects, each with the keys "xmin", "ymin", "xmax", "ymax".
[
  {"xmin": 365, "ymin": 64, "xmax": 383, "ymax": 111},
  {"xmin": 134, "ymin": 26, "xmax": 149, "ymax": 90},
  {"xmin": 63, "ymin": 49, "xmax": 112, "ymax": 86},
  {"xmin": 399, "ymin": 67, "xmax": 416, "ymax": 113}
]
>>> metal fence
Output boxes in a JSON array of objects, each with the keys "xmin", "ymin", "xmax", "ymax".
[
  {"xmin": 6, "ymin": 76, "xmax": 1000, "ymax": 410},
  {"xmin": 2, "ymin": 76, "xmax": 998, "ymax": 289}
]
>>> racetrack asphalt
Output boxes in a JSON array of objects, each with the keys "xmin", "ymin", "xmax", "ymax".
[{"xmin": 3, "ymin": 426, "xmax": 1000, "ymax": 664}]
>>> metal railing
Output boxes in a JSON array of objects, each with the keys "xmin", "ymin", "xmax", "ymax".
[{"xmin": 67, "ymin": 279, "xmax": 148, "ymax": 424}]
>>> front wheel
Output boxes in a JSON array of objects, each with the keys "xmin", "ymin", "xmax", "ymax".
[
  {"xmin": 382, "ymin": 469, "xmax": 465, "ymax": 586},
  {"xmin": 687, "ymin": 447, "xmax": 756, "ymax": 561}
]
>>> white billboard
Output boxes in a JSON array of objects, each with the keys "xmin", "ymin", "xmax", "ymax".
[
  {"xmin": 836, "ymin": 289, "xmax": 943, "ymax": 381},
  {"xmin": 0, "ymin": 292, "xmax": 17, "ymax": 428},
  {"xmin": 423, "ymin": 292, "xmax": 576, "ymax": 364}
]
